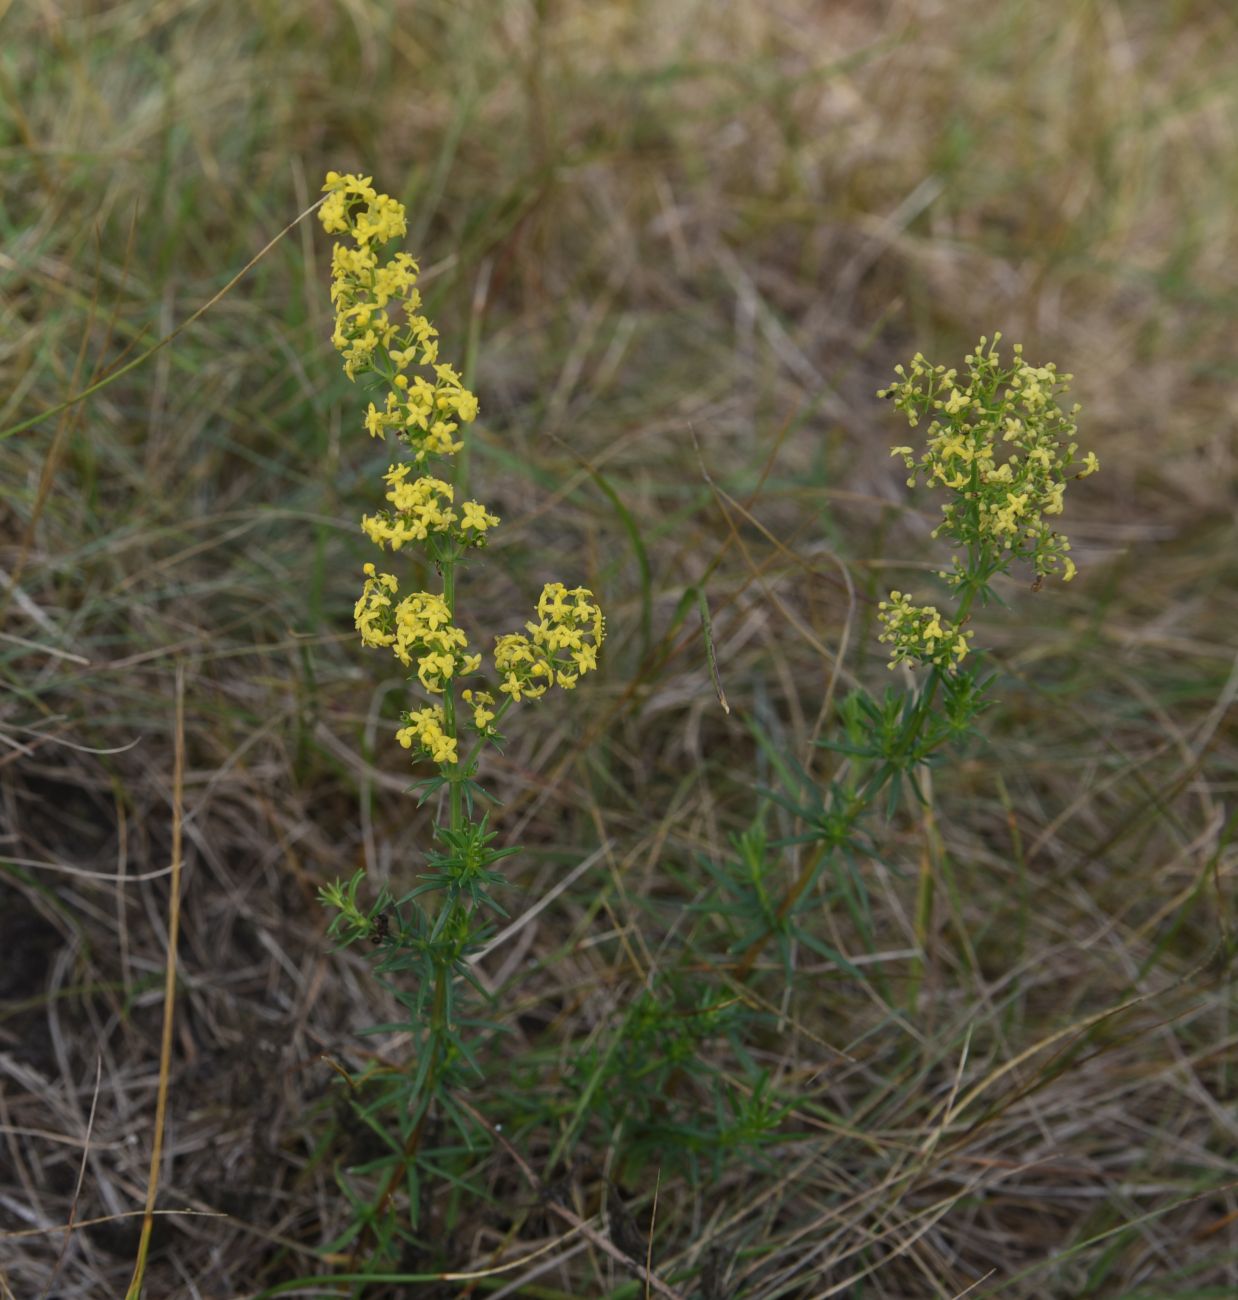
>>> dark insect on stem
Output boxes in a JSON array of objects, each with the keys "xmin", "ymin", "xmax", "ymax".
[{"xmin": 369, "ymin": 911, "xmax": 390, "ymax": 945}]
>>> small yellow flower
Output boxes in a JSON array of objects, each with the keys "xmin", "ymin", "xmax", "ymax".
[
  {"xmin": 942, "ymin": 389, "xmax": 971, "ymax": 416},
  {"xmin": 493, "ymin": 584, "xmax": 605, "ymax": 700},
  {"xmin": 320, "ymin": 173, "xmax": 479, "ymax": 456},
  {"xmin": 461, "ymin": 501, "xmax": 500, "ymax": 534}
]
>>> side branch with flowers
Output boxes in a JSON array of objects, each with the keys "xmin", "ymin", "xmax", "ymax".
[{"xmin": 313, "ymin": 171, "xmax": 604, "ymax": 1260}]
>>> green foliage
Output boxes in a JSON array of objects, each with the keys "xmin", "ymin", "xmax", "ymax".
[
  {"xmin": 824, "ymin": 670, "xmax": 993, "ymax": 814},
  {"xmin": 319, "ymin": 869, "xmax": 387, "ymax": 948},
  {"xmin": 565, "ymin": 977, "xmax": 772, "ymax": 1178},
  {"xmin": 408, "ymin": 815, "xmax": 516, "ymax": 915}
]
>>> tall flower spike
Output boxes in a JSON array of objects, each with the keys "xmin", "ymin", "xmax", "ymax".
[{"xmin": 323, "ymin": 170, "xmax": 603, "ymax": 768}]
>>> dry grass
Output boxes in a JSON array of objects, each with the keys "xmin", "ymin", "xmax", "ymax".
[{"xmin": 2, "ymin": 1, "xmax": 1235, "ymax": 1296}]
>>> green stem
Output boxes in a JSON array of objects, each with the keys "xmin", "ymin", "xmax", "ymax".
[
  {"xmin": 358, "ymin": 528, "xmax": 470, "ymax": 1274},
  {"xmin": 908, "ymin": 817, "xmax": 937, "ymax": 1015},
  {"xmin": 459, "ymin": 695, "xmax": 516, "ymax": 774},
  {"xmin": 360, "ymin": 968, "xmax": 447, "ymax": 1272},
  {"xmin": 906, "ymin": 547, "xmax": 990, "ymax": 1013},
  {"xmin": 732, "ymin": 839, "xmax": 828, "ymax": 982},
  {"xmin": 441, "ymin": 550, "xmax": 465, "ymax": 834}
]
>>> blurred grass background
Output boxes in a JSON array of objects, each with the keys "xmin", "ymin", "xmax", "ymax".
[{"xmin": 1, "ymin": 0, "xmax": 1235, "ymax": 1296}]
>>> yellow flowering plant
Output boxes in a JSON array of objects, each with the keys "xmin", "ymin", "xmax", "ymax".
[
  {"xmin": 566, "ymin": 336, "xmax": 1103, "ymax": 1179},
  {"xmin": 313, "ymin": 172, "xmax": 604, "ymax": 1261},
  {"xmin": 859, "ymin": 334, "xmax": 1097, "ymax": 796},
  {"xmin": 715, "ymin": 335, "xmax": 1099, "ymax": 1003}
]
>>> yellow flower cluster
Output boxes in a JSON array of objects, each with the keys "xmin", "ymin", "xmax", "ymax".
[
  {"xmin": 494, "ymin": 584, "xmax": 606, "ymax": 701},
  {"xmin": 354, "ymin": 564, "xmax": 481, "ymax": 691},
  {"xmin": 396, "ymin": 705, "xmax": 458, "ymax": 765},
  {"xmin": 320, "ymin": 171, "xmax": 479, "ymax": 460},
  {"xmin": 361, "ymin": 465, "xmax": 501, "ymax": 552},
  {"xmin": 325, "ymin": 170, "xmax": 604, "ymax": 768},
  {"xmin": 362, "ymin": 362, "xmax": 477, "ymax": 461},
  {"xmin": 877, "ymin": 592, "xmax": 974, "ymax": 670},
  {"xmin": 880, "ymin": 334, "xmax": 1098, "ymax": 583}
]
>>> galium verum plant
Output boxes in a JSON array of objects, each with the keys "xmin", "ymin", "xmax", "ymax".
[
  {"xmin": 540, "ymin": 336, "xmax": 1101, "ymax": 1185},
  {"xmin": 314, "ymin": 171, "xmax": 604, "ymax": 1216},
  {"xmin": 715, "ymin": 335, "xmax": 1099, "ymax": 998},
  {"xmin": 856, "ymin": 337, "xmax": 1097, "ymax": 1004},
  {"xmin": 862, "ymin": 333, "xmax": 1099, "ymax": 807}
]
